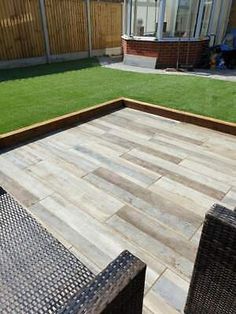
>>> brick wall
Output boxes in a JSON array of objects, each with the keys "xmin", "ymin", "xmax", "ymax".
[{"xmin": 122, "ymin": 38, "xmax": 209, "ymax": 68}]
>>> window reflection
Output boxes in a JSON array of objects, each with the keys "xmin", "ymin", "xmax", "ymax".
[
  {"xmin": 164, "ymin": 0, "xmax": 200, "ymax": 38},
  {"xmin": 131, "ymin": 0, "xmax": 160, "ymax": 36},
  {"xmin": 200, "ymin": 0, "xmax": 213, "ymax": 37}
]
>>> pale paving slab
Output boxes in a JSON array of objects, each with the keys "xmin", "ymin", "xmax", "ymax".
[
  {"xmin": 0, "ymin": 107, "xmax": 235, "ymax": 314},
  {"xmin": 153, "ymin": 177, "xmax": 232, "ymax": 210},
  {"xmin": 122, "ymin": 149, "xmax": 229, "ymax": 198},
  {"xmin": 102, "ymin": 129, "xmax": 188, "ymax": 160},
  {"xmin": 151, "ymin": 132, "xmax": 236, "ymax": 163},
  {"xmin": 107, "ymin": 214, "xmax": 194, "ymax": 279},
  {"xmin": 180, "ymin": 158, "xmax": 236, "ymax": 187},
  {"xmin": 27, "ymin": 160, "xmax": 123, "ymax": 222},
  {"xmin": 30, "ymin": 193, "xmax": 165, "ymax": 292},
  {"xmin": 106, "ymin": 111, "xmax": 204, "ymax": 146},
  {"xmin": 143, "ymin": 306, "xmax": 155, "ymax": 314},
  {"xmin": 222, "ymin": 189, "xmax": 236, "ymax": 209},
  {"xmin": 0, "ymin": 156, "xmax": 54, "ymax": 202},
  {"xmin": 190, "ymin": 225, "xmax": 203, "ymax": 246},
  {"xmin": 84, "ymin": 169, "xmax": 202, "ymax": 238},
  {"xmin": 145, "ymin": 269, "xmax": 189, "ymax": 313}
]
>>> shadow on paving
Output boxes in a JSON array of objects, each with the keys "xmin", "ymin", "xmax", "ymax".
[{"xmin": 0, "ymin": 58, "xmax": 99, "ymax": 82}]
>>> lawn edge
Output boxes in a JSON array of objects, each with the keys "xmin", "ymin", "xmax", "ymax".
[
  {"xmin": 1, "ymin": 97, "xmax": 235, "ymax": 150},
  {"xmin": 123, "ymin": 98, "xmax": 236, "ymax": 136},
  {"xmin": 0, "ymin": 98, "xmax": 124, "ymax": 150}
]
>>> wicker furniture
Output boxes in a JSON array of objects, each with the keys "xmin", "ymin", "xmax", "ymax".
[
  {"xmin": 0, "ymin": 187, "xmax": 146, "ymax": 314},
  {"xmin": 185, "ymin": 204, "xmax": 236, "ymax": 314}
]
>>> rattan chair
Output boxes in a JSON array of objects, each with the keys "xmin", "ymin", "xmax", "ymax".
[
  {"xmin": 185, "ymin": 204, "xmax": 236, "ymax": 314},
  {"xmin": 0, "ymin": 187, "xmax": 146, "ymax": 314}
]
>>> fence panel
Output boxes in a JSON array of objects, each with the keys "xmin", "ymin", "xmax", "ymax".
[
  {"xmin": 45, "ymin": 0, "xmax": 88, "ymax": 55},
  {"xmin": 0, "ymin": 0, "xmax": 123, "ymax": 63},
  {"xmin": 91, "ymin": 1, "xmax": 122, "ymax": 50},
  {"xmin": 0, "ymin": 0, "xmax": 45, "ymax": 60}
]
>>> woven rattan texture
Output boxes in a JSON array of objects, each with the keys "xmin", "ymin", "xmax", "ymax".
[
  {"xmin": 0, "ymin": 188, "xmax": 94, "ymax": 314},
  {"xmin": 185, "ymin": 204, "xmax": 236, "ymax": 314},
  {"xmin": 61, "ymin": 250, "xmax": 145, "ymax": 314}
]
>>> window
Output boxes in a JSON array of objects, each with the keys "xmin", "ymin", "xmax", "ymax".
[
  {"xmin": 124, "ymin": 0, "xmax": 232, "ymax": 42},
  {"xmin": 175, "ymin": 0, "xmax": 200, "ymax": 38},
  {"xmin": 209, "ymin": 0, "xmax": 232, "ymax": 44},
  {"xmin": 199, "ymin": 0, "xmax": 213, "ymax": 37},
  {"xmin": 131, "ymin": 0, "xmax": 160, "ymax": 37},
  {"xmin": 216, "ymin": 0, "xmax": 232, "ymax": 44},
  {"xmin": 163, "ymin": 0, "xmax": 178, "ymax": 38},
  {"xmin": 163, "ymin": 0, "xmax": 200, "ymax": 38}
]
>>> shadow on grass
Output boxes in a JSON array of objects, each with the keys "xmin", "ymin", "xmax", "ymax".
[{"xmin": 0, "ymin": 58, "xmax": 100, "ymax": 82}]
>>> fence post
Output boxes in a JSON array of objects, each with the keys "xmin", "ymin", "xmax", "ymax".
[
  {"xmin": 39, "ymin": 0, "xmax": 51, "ymax": 62},
  {"xmin": 86, "ymin": 0, "xmax": 92, "ymax": 57}
]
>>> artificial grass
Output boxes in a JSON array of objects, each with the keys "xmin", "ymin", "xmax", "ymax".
[{"xmin": 0, "ymin": 58, "xmax": 235, "ymax": 134}]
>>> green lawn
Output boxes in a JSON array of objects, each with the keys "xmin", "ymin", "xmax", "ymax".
[{"xmin": 0, "ymin": 58, "xmax": 235, "ymax": 134}]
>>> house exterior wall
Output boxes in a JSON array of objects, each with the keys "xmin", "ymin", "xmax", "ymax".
[{"xmin": 122, "ymin": 38, "xmax": 209, "ymax": 68}]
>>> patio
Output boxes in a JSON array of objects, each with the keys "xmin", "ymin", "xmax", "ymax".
[{"xmin": 0, "ymin": 107, "xmax": 236, "ymax": 313}]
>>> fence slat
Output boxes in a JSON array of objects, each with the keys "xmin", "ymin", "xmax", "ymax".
[
  {"xmin": 44, "ymin": 0, "xmax": 88, "ymax": 55},
  {"xmin": 0, "ymin": 0, "xmax": 45, "ymax": 60},
  {"xmin": 91, "ymin": 1, "xmax": 122, "ymax": 50},
  {"xmin": 0, "ymin": 0, "xmax": 122, "ymax": 63}
]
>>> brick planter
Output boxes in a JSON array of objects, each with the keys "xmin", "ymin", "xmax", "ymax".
[{"xmin": 122, "ymin": 37, "xmax": 209, "ymax": 68}]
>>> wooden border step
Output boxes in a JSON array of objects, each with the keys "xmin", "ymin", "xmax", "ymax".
[{"xmin": 1, "ymin": 97, "xmax": 235, "ymax": 150}]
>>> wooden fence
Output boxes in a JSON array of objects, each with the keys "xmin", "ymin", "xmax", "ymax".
[
  {"xmin": 45, "ymin": 0, "xmax": 88, "ymax": 55},
  {"xmin": 0, "ymin": 0, "xmax": 45, "ymax": 60},
  {"xmin": 0, "ymin": 0, "xmax": 123, "ymax": 65},
  {"xmin": 91, "ymin": 2, "xmax": 122, "ymax": 50}
]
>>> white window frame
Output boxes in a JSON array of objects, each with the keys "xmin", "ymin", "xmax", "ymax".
[
  {"xmin": 208, "ymin": 0, "xmax": 218, "ymax": 35},
  {"xmin": 195, "ymin": 0, "xmax": 206, "ymax": 38},
  {"xmin": 124, "ymin": 0, "xmax": 232, "ymax": 41},
  {"xmin": 123, "ymin": 0, "xmax": 132, "ymax": 36},
  {"xmin": 157, "ymin": 0, "xmax": 165, "ymax": 40}
]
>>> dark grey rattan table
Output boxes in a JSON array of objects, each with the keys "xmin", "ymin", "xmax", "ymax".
[{"xmin": 0, "ymin": 187, "xmax": 146, "ymax": 313}]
